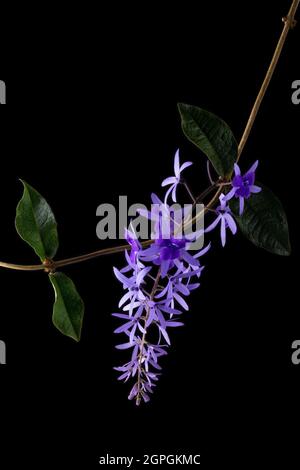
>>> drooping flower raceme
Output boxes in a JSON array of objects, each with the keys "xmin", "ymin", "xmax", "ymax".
[
  {"xmin": 112, "ymin": 151, "xmax": 261, "ymax": 405},
  {"xmin": 113, "ymin": 212, "xmax": 209, "ymax": 405}
]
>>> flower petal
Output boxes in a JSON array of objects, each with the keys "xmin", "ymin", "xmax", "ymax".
[
  {"xmin": 224, "ymin": 187, "xmax": 236, "ymax": 201},
  {"xmin": 118, "ymin": 291, "xmax": 132, "ymax": 308},
  {"xmin": 112, "ymin": 313, "xmax": 131, "ymax": 319},
  {"xmin": 166, "ymin": 321, "xmax": 184, "ymax": 327},
  {"xmin": 171, "ymin": 185, "xmax": 178, "ymax": 203},
  {"xmin": 220, "ymin": 216, "xmax": 226, "ymax": 247},
  {"xmin": 181, "ymin": 250, "xmax": 200, "ymax": 267},
  {"xmin": 179, "ymin": 161, "xmax": 193, "ymax": 173},
  {"xmin": 123, "ymin": 300, "xmax": 141, "ymax": 312},
  {"xmin": 164, "ymin": 185, "xmax": 175, "ymax": 206},
  {"xmin": 114, "ymin": 320, "xmax": 135, "ymax": 334},
  {"xmin": 234, "ymin": 163, "xmax": 241, "ymax": 176},
  {"xmin": 129, "ymin": 323, "xmax": 137, "ymax": 344},
  {"xmin": 156, "ymin": 309, "xmax": 167, "ymax": 329},
  {"xmin": 239, "ymin": 196, "xmax": 244, "ymax": 215},
  {"xmin": 250, "ymin": 185, "xmax": 262, "ymax": 194},
  {"xmin": 247, "ymin": 160, "xmax": 259, "ymax": 174},
  {"xmin": 205, "ymin": 214, "xmax": 221, "ymax": 233},
  {"xmin": 159, "ymin": 327, "xmax": 171, "ymax": 345},
  {"xmin": 162, "ymin": 176, "xmax": 177, "ymax": 187},
  {"xmin": 115, "ymin": 342, "xmax": 135, "ymax": 350},
  {"xmin": 159, "ymin": 305, "xmax": 182, "ymax": 315},
  {"xmin": 117, "ymin": 371, "xmax": 131, "ymax": 381},
  {"xmin": 175, "ymin": 282, "xmax": 190, "ymax": 296},
  {"xmin": 161, "ymin": 259, "xmax": 171, "ymax": 278},
  {"xmin": 225, "ymin": 213, "xmax": 237, "ymax": 235},
  {"xmin": 174, "ymin": 149, "xmax": 180, "ymax": 176},
  {"xmin": 151, "ymin": 193, "xmax": 165, "ymax": 209},
  {"xmin": 173, "ymin": 292, "xmax": 189, "ymax": 311},
  {"xmin": 194, "ymin": 242, "xmax": 211, "ymax": 259}
]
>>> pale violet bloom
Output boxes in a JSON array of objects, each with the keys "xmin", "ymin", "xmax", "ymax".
[
  {"xmin": 161, "ymin": 149, "xmax": 192, "ymax": 204},
  {"xmin": 205, "ymin": 194, "xmax": 237, "ymax": 247}
]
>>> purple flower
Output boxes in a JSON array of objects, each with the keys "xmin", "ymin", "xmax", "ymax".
[
  {"xmin": 226, "ymin": 161, "xmax": 262, "ymax": 215},
  {"xmin": 140, "ymin": 237, "xmax": 200, "ymax": 278},
  {"xmin": 161, "ymin": 149, "xmax": 192, "ymax": 204},
  {"xmin": 138, "ymin": 193, "xmax": 206, "ymax": 278},
  {"xmin": 113, "ymin": 264, "xmax": 150, "ymax": 317},
  {"xmin": 205, "ymin": 194, "xmax": 237, "ymax": 247}
]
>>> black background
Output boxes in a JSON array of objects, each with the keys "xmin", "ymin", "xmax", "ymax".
[{"xmin": 0, "ymin": 1, "xmax": 299, "ymax": 467}]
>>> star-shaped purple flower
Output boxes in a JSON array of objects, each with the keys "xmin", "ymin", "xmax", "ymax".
[
  {"xmin": 205, "ymin": 194, "xmax": 237, "ymax": 247},
  {"xmin": 140, "ymin": 237, "xmax": 200, "ymax": 278},
  {"xmin": 161, "ymin": 149, "xmax": 192, "ymax": 204},
  {"xmin": 226, "ymin": 161, "xmax": 262, "ymax": 215}
]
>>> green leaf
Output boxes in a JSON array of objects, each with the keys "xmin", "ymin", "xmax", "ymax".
[
  {"xmin": 178, "ymin": 103, "xmax": 237, "ymax": 177},
  {"xmin": 49, "ymin": 272, "xmax": 84, "ymax": 342},
  {"xmin": 230, "ymin": 184, "xmax": 291, "ymax": 256},
  {"xmin": 15, "ymin": 180, "xmax": 59, "ymax": 261}
]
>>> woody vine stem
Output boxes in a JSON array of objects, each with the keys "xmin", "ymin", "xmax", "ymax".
[{"xmin": 0, "ymin": 0, "xmax": 298, "ymax": 274}]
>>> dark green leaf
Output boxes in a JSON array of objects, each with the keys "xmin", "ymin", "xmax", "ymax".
[
  {"xmin": 230, "ymin": 184, "xmax": 291, "ymax": 256},
  {"xmin": 15, "ymin": 180, "xmax": 59, "ymax": 261},
  {"xmin": 178, "ymin": 103, "xmax": 237, "ymax": 177},
  {"xmin": 49, "ymin": 272, "xmax": 84, "ymax": 342}
]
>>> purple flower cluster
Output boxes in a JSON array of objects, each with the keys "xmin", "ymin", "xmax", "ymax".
[
  {"xmin": 113, "ymin": 223, "xmax": 209, "ymax": 405},
  {"xmin": 113, "ymin": 149, "xmax": 261, "ymax": 405}
]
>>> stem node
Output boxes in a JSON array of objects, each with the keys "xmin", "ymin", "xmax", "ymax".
[{"xmin": 43, "ymin": 259, "xmax": 56, "ymax": 274}]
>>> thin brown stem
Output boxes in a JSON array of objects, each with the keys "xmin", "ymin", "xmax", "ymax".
[
  {"xmin": 54, "ymin": 241, "xmax": 152, "ymax": 268},
  {"xmin": 183, "ymin": 181, "xmax": 196, "ymax": 203},
  {"xmin": 0, "ymin": 240, "xmax": 153, "ymax": 272},
  {"xmin": 183, "ymin": 0, "xmax": 299, "ymax": 230},
  {"xmin": 0, "ymin": 261, "xmax": 45, "ymax": 272},
  {"xmin": 195, "ymin": 183, "xmax": 217, "ymax": 204},
  {"xmin": 237, "ymin": 0, "xmax": 299, "ymax": 160}
]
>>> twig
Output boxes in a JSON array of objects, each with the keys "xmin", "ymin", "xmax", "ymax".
[
  {"xmin": 0, "ymin": 240, "xmax": 153, "ymax": 272},
  {"xmin": 183, "ymin": 0, "xmax": 299, "ymax": 230},
  {"xmin": 0, "ymin": 0, "xmax": 298, "ymax": 272},
  {"xmin": 237, "ymin": 0, "xmax": 299, "ymax": 160}
]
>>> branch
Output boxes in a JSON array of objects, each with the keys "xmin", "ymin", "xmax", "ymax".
[
  {"xmin": 0, "ymin": 0, "xmax": 298, "ymax": 272},
  {"xmin": 184, "ymin": 0, "xmax": 299, "ymax": 229},
  {"xmin": 0, "ymin": 240, "xmax": 153, "ymax": 272},
  {"xmin": 237, "ymin": 0, "xmax": 300, "ymax": 160}
]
